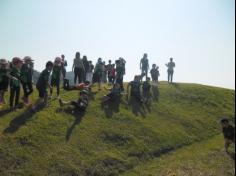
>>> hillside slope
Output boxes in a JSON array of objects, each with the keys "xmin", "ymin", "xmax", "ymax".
[{"xmin": 0, "ymin": 82, "xmax": 235, "ymax": 176}]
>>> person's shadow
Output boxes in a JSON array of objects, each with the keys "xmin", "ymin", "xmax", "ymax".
[
  {"xmin": 4, "ymin": 108, "xmax": 35, "ymax": 133},
  {"xmin": 151, "ymin": 85, "xmax": 160, "ymax": 102},
  {"xmin": 227, "ymin": 151, "xmax": 235, "ymax": 160},
  {"xmin": 101, "ymin": 96, "xmax": 121, "ymax": 118},
  {"xmin": 0, "ymin": 109, "xmax": 12, "ymax": 118},
  {"xmin": 128, "ymin": 96, "xmax": 146, "ymax": 118},
  {"xmin": 57, "ymin": 107, "xmax": 85, "ymax": 142}
]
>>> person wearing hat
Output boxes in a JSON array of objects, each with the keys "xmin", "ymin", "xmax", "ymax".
[
  {"xmin": 58, "ymin": 88, "xmax": 89, "ymax": 111},
  {"xmin": 50, "ymin": 57, "xmax": 62, "ymax": 97},
  {"xmin": 150, "ymin": 64, "xmax": 160, "ymax": 83},
  {"xmin": 9, "ymin": 57, "xmax": 23, "ymax": 110},
  {"xmin": 0, "ymin": 59, "xmax": 10, "ymax": 104},
  {"xmin": 21, "ymin": 56, "xmax": 34, "ymax": 104},
  {"xmin": 166, "ymin": 57, "xmax": 175, "ymax": 83}
]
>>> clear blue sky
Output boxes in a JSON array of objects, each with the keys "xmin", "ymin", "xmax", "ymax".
[{"xmin": 0, "ymin": 0, "xmax": 235, "ymax": 89}]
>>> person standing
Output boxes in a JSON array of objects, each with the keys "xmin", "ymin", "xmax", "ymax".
[
  {"xmin": 0, "ymin": 59, "xmax": 10, "ymax": 105},
  {"xmin": 50, "ymin": 57, "xmax": 62, "ymax": 97},
  {"xmin": 166, "ymin": 58, "xmax": 175, "ymax": 83},
  {"xmin": 61, "ymin": 54, "xmax": 67, "ymax": 80},
  {"xmin": 107, "ymin": 60, "xmax": 113, "ymax": 84},
  {"xmin": 9, "ymin": 57, "xmax": 23, "ymax": 110},
  {"xmin": 94, "ymin": 58, "xmax": 103, "ymax": 90},
  {"xmin": 21, "ymin": 56, "xmax": 34, "ymax": 104},
  {"xmin": 150, "ymin": 64, "xmax": 160, "ymax": 83},
  {"xmin": 140, "ymin": 53, "xmax": 149, "ymax": 81},
  {"xmin": 82, "ymin": 55, "xmax": 89, "ymax": 82},
  {"xmin": 72, "ymin": 52, "xmax": 85, "ymax": 84},
  {"xmin": 86, "ymin": 61, "xmax": 94, "ymax": 84},
  {"xmin": 115, "ymin": 58, "xmax": 125, "ymax": 91}
]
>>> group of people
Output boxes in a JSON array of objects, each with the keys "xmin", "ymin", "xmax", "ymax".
[
  {"xmin": 0, "ymin": 52, "xmax": 234, "ymax": 155},
  {"xmin": 0, "ymin": 52, "xmax": 176, "ymax": 111}
]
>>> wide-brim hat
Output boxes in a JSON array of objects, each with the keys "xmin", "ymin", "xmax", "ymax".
[
  {"xmin": 23, "ymin": 56, "xmax": 34, "ymax": 62},
  {"xmin": 0, "ymin": 59, "xmax": 8, "ymax": 65}
]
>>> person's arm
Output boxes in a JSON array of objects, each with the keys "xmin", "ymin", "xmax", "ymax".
[
  {"xmin": 140, "ymin": 59, "xmax": 142, "ymax": 70},
  {"xmin": 72, "ymin": 59, "xmax": 75, "ymax": 71}
]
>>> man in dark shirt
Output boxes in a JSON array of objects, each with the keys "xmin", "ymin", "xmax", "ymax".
[
  {"xmin": 32, "ymin": 61, "xmax": 53, "ymax": 112},
  {"xmin": 21, "ymin": 56, "xmax": 34, "ymax": 105},
  {"xmin": 220, "ymin": 119, "xmax": 235, "ymax": 153}
]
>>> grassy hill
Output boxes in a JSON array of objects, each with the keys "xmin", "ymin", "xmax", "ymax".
[{"xmin": 0, "ymin": 82, "xmax": 235, "ymax": 176}]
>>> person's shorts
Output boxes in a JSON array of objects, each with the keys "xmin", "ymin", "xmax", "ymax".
[
  {"xmin": 0, "ymin": 77, "xmax": 9, "ymax": 91},
  {"xmin": 51, "ymin": 79, "xmax": 60, "ymax": 87},
  {"xmin": 37, "ymin": 86, "xmax": 47, "ymax": 98}
]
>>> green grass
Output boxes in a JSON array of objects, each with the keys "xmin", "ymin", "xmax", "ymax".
[{"xmin": 0, "ymin": 81, "xmax": 235, "ymax": 176}]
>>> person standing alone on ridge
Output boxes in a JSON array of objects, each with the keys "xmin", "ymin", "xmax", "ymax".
[
  {"xmin": 140, "ymin": 53, "xmax": 149, "ymax": 81},
  {"xmin": 166, "ymin": 57, "xmax": 175, "ymax": 83}
]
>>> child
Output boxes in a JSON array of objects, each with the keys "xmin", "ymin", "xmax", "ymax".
[
  {"xmin": 9, "ymin": 57, "xmax": 23, "ymax": 110},
  {"xmin": 86, "ymin": 61, "xmax": 94, "ymax": 84},
  {"xmin": 50, "ymin": 57, "xmax": 62, "ymax": 97},
  {"xmin": 150, "ymin": 64, "xmax": 160, "ymax": 83},
  {"xmin": 59, "ymin": 89, "xmax": 89, "ymax": 111},
  {"xmin": 127, "ymin": 75, "xmax": 143, "ymax": 103},
  {"xmin": 115, "ymin": 59, "xmax": 125, "ymax": 91},
  {"xmin": 101, "ymin": 83, "xmax": 121, "ymax": 103},
  {"xmin": 94, "ymin": 58, "xmax": 103, "ymax": 90},
  {"xmin": 21, "ymin": 56, "xmax": 34, "ymax": 104},
  {"xmin": 111, "ymin": 64, "xmax": 116, "ymax": 84},
  {"xmin": 0, "ymin": 59, "xmax": 10, "ymax": 105},
  {"xmin": 142, "ymin": 77, "xmax": 152, "ymax": 104},
  {"xmin": 220, "ymin": 119, "xmax": 235, "ymax": 153},
  {"xmin": 32, "ymin": 61, "xmax": 53, "ymax": 111}
]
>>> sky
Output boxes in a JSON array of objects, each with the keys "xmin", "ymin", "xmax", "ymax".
[{"xmin": 0, "ymin": 0, "xmax": 235, "ymax": 89}]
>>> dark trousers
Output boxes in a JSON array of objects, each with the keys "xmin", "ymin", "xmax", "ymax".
[
  {"xmin": 10, "ymin": 86, "xmax": 20, "ymax": 107},
  {"xmin": 50, "ymin": 79, "xmax": 60, "ymax": 96},
  {"xmin": 74, "ymin": 67, "xmax": 84, "ymax": 84},
  {"xmin": 116, "ymin": 76, "xmax": 124, "ymax": 91},
  {"xmin": 22, "ymin": 82, "xmax": 33, "ymax": 98},
  {"xmin": 168, "ymin": 70, "xmax": 174, "ymax": 83}
]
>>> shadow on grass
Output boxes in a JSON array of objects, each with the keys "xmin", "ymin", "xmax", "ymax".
[
  {"xmin": 101, "ymin": 96, "xmax": 122, "ymax": 118},
  {"xmin": 151, "ymin": 85, "xmax": 160, "ymax": 102},
  {"xmin": 0, "ymin": 109, "xmax": 12, "ymax": 118},
  {"xmin": 4, "ymin": 109, "xmax": 35, "ymax": 133},
  {"xmin": 227, "ymin": 151, "xmax": 235, "ymax": 160},
  {"xmin": 57, "ymin": 107, "xmax": 85, "ymax": 141},
  {"xmin": 128, "ymin": 96, "xmax": 146, "ymax": 118}
]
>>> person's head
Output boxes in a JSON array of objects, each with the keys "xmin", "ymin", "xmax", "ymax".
[
  {"xmin": 89, "ymin": 61, "xmax": 92, "ymax": 64},
  {"xmin": 0, "ymin": 59, "xmax": 8, "ymax": 69},
  {"xmin": 54, "ymin": 57, "xmax": 62, "ymax": 66},
  {"xmin": 98, "ymin": 58, "xmax": 102, "ymax": 63},
  {"xmin": 12, "ymin": 57, "xmax": 23, "ymax": 69},
  {"xmin": 75, "ymin": 52, "xmax": 80, "ymax": 59},
  {"xmin": 109, "ymin": 60, "xmax": 111, "ymax": 64},
  {"xmin": 170, "ymin": 57, "xmax": 173, "ymax": 62},
  {"xmin": 134, "ymin": 75, "xmax": 139, "ymax": 81},
  {"xmin": 146, "ymin": 77, "xmax": 151, "ymax": 82},
  {"xmin": 23, "ymin": 56, "xmax": 34, "ymax": 64},
  {"xmin": 61, "ymin": 54, "xmax": 65, "ymax": 60},
  {"xmin": 82, "ymin": 55, "xmax": 87, "ymax": 61},
  {"xmin": 156, "ymin": 66, "xmax": 159, "ymax": 70},
  {"xmin": 220, "ymin": 118, "xmax": 230, "ymax": 127},
  {"xmin": 144, "ymin": 53, "xmax": 148, "ymax": 58},
  {"xmin": 46, "ymin": 61, "xmax": 53, "ymax": 71},
  {"xmin": 152, "ymin": 64, "xmax": 156, "ymax": 68}
]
